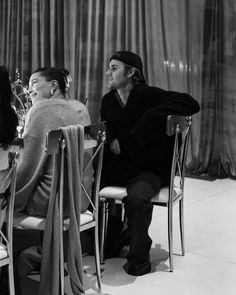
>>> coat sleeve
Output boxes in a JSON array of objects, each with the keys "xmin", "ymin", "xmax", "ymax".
[
  {"xmin": 130, "ymin": 91, "xmax": 200, "ymax": 147},
  {"xmin": 14, "ymin": 107, "xmax": 49, "ymax": 215},
  {"xmin": 100, "ymin": 97, "xmax": 118, "ymax": 146}
]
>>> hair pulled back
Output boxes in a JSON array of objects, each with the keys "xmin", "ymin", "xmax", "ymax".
[{"xmin": 33, "ymin": 67, "xmax": 68, "ymax": 95}]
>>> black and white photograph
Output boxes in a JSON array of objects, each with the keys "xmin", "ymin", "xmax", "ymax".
[{"xmin": 0, "ymin": 1, "xmax": 236, "ymax": 294}]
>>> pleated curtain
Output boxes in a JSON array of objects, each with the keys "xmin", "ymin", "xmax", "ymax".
[{"xmin": 0, "ymin": 0, "xmax": 236, "ymax": 178}]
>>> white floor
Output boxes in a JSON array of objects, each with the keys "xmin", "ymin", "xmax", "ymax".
[
  {"xmin": 22, "ymin": 177, "xmax": 236, "ymax": 295},
  {"xmin": 80, "ymin": 177, "xmax": 236, "ymax": 295}
]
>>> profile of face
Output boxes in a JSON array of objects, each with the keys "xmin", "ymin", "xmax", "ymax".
[
  {"xmin": 106, "ymin": 59, "xmax": 131, "ymax": 90},
  {"xmin": 28, "ymin": 72, "xmax": 53, "ymax": 104}
]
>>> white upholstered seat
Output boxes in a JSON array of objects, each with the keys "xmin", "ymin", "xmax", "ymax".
[
  {"xmin": 0, "ymin": 243, "xmax": 7, "ymax": 259},
  {"xmin": 13, "ymin": 209, "xmax": 94, "ymax": 231}
]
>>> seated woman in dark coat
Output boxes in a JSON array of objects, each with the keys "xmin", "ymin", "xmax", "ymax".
[
  {"xmin": 0, "ymin": 65, "xmax": 18, "ymax": 219},
  {"xmin": 0, "ymin": 66, "xmax": 18, "ymax": 149}
]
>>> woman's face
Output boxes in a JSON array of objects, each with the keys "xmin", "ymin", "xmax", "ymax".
[{"xmin": 28, "ymin": 72, "xmax": 51, "ymax": 104}]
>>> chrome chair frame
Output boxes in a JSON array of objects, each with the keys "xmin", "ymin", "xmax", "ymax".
[
  {"xmin": 0, "ymin": 139, "xmax": 22, "ymax": 295},
  {"xmin": 99, "ymin": 115, "xmax": 192, "ymax": 272}
]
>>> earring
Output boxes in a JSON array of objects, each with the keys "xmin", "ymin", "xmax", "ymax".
[{"xmin": 50, "ymin": 88, "xmax": 54, "ymax": 96}]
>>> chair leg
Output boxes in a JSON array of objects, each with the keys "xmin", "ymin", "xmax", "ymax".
[
  {"xmin": 59, "ymin": 226, "xmax": 64, "ymax": 295},
  {"xmin": 7, "ymin": 231, "xmax": 15, "ymax": 295},
  {"xmin": 8, "ymin": 262, "xmax": 15, "ymax": 295},
  {"xmin": 94, "ymin": 224, "xmax": 102, "ymax": 293},
  {"xmin": 168, "ymin": 205, "xmax": 174, "ymax": 272},
  {"xmin": 179, "ymin": 199, "xmax": 185, "ymax": 256},
  {"xmin": 99, "ymin": 201, "xmax": 109, "ymax": 264}
]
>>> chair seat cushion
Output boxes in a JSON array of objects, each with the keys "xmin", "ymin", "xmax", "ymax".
[
  {"xmin": 99, "ymin": 186, "xmax": 127, "ymax": 201},
  {"xmin": 99, "ymin": 185, "xmax": 182, "ymax": 204},
  {"xmin": 14, "ymin": 215, "xmax": 46, "ymax": 230},
  {"xmin": 64, "ymin": 210, "xmax": 94, "ymax": 227},
  {"xmin": 0, "ymin": 242, "xmax": 7, "ymax": 259},
  {"xmin": 151, "ymin": 187, "xmax": 182, "ymax": 204},
  {"xmin": 13, "ymin": 210, "xmax": 94, "ymax": 231}
]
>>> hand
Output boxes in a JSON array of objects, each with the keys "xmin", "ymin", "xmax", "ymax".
[{"xmin": 110, "ymin": 139, "xmax": 121, "ymax": 155}]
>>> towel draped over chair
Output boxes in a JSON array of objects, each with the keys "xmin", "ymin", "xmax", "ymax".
[{"xmin": 38, "ymin": 125, "xmax": 85, "ymax": 295}]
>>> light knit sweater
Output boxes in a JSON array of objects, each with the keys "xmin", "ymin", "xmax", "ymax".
[{"xmin": 14, "ymin": 96, "xmax": 91, "ymax": 217}]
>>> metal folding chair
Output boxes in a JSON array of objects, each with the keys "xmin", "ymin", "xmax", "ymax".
[
  {"xmin": 0, "ymin": 139, "xmax": 23, "ymax": 295},
  {"xmin": 99, "ymin": 115, "xmax": 192, "ymax": 272}
]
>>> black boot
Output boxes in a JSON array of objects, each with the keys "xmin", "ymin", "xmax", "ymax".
[{"xmin": 106, "ymin": 228, "xmax": 130, "ymax": 258}]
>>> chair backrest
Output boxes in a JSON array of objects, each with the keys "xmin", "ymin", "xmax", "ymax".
[
  {"xmin": 37, "ymin": 123, "xmax": 106, "ymax": 295},
  {"xmin": 166, "ymin": 115, "xmax": 192, "ymax": 203},
  {"xmin": 46, "ymin": 122, "xmax": 106, "ymax": 221},
  {"xmin": 0, "ymin": 139, "xmax": 22, "ymax": 263}
]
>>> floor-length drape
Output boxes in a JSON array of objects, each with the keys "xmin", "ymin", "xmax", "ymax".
[
  {"xmin": 0, "ymin": 0, "xmax": 236, "ymax": 177},
  {"xmin": 218, "ymin": 1, "xmax": 236, "ymax": 177},
  {"xmin": 186, "ymin": 0, "xmax": 221, "ymax": 177},
  {"xmin": 186, "ymin": 0, "xmax": 236, "ymax": 177}
]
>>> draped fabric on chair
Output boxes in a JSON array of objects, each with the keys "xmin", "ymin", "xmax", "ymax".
[
  {"xmin": 38, "ymin": 126, "xmax": 84, "ymax": 295},
  {"xmin": 0, "ymin": 0, "xmax": 236, "ymax": 177}
]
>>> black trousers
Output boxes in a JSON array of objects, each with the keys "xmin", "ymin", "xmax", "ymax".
[
  {"xmin": 101, "ymin": 167, "xmax": 162, "ymax": 268},
  {"xmin": 124, "ymin": 172, "xmax": 161, "ymax": 267}
]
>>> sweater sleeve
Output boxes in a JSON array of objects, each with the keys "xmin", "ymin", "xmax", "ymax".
[
  {"xmin": 15, "ymin": 108, "xmax": 49, "ymax": 215},
  {"xmin": 68, "ymin": 99, "xmax": 91, "ymax": 126},
  {"xmin": 130, "ymin": 91, "xmax": 200, "ymax": 147}
]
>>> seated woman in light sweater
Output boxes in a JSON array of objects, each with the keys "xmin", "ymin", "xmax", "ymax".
[{"xmin": 14, "ymin": 67, "xmax": 91, "ymax": 217}]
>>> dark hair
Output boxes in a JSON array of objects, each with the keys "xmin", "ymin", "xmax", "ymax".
[
  {"xmin": 0, "ymin": 66, "xmax": 18, "ymax": 147},
  {"xmin": 59, "ymin": 68, "xmax": 71, "ymax": 88},
  {"xmin": 124, "ymin": 64, "xmax": 146, "ymax": 85},
  {"xmin": 32, "ymin": 67, "xmax": 68, "ymax": 95}
]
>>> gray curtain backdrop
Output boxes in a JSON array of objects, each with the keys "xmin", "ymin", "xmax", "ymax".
[{"xmin": 0, "ymin": 0, "xmax": 235, "ymax": 178}]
